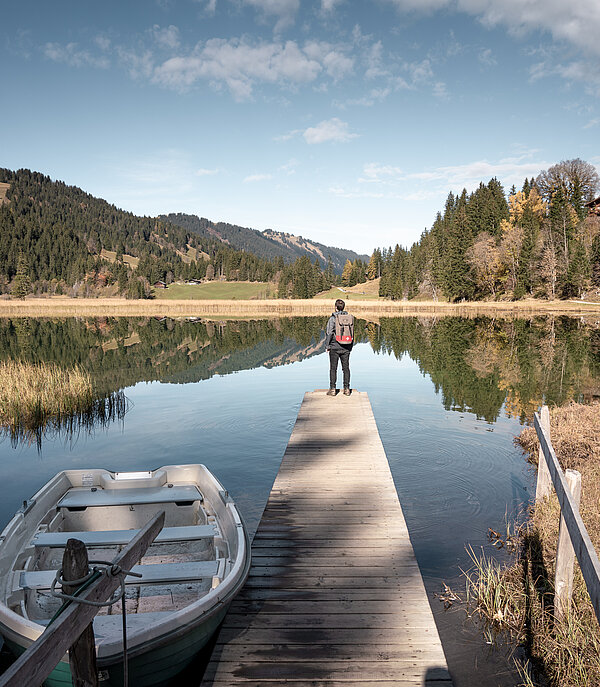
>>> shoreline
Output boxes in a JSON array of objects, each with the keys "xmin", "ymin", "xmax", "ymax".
[{"xmin": 2, "ymin": 297, "xmax": 600, "ymax": 318}]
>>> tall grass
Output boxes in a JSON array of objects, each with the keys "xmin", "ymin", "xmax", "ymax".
[
  {"xmin": 0, "ymin": 360, "xmax": 127, "ymax": 447},
  {"xmin": 462, "ymin": 402, "xmax": 600, "ymax": 686}
]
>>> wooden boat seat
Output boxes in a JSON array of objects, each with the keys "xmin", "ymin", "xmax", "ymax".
[
  {"xmin": 36, "ymin": 611, "xmax": 172, "ymax": 634},
  {"xmin": 19, "ymin": 560, "xmax": 222, "ymax": 591},
  {"xmin": 32, "ymin": 524, "xmax": 217, "ymax": 548},
  {"xmin": 58, "ymin": 485, "xmax": 202, "ymax": 509}
]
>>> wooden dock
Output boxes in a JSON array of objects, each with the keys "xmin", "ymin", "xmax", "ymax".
[{"xmin": 201, "ymin": 390, "xmax": 452, "ymax": 686}]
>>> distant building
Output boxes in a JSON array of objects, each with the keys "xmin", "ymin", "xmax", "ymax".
[
  {"xmin": 153, "ymin": 280, "xmax": 167, "ymax": 289},
  {"xmin": 585, "ymin": 196, "xmax": 600, "ymax": 217}
]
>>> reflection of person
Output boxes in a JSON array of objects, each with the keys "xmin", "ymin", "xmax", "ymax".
[{"xmin": 325, "ymin": 299, "xmax": 353, "ymax": 396}]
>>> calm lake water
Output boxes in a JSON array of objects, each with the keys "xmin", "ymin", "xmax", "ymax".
[{"xmin": 1, "ymin": 314, "xmax": 599, "ymax": 686}]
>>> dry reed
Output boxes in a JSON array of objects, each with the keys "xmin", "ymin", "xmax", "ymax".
[
  {"xmin": 463, "ymin": 402, "xmax": 600, "ymax": 686},
  {"xmin": 0, "ymin": 360, "xmax": 94, "ymax": 431},
  {"xmin": 0, "ymin": 360, "xmax": 128, "ymax": 448},
  {"xmin": 1, "ymin": 297, "xmax": 600, "ymax": 319}
]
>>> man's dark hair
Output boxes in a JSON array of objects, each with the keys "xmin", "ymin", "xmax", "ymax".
[{"xmin": 335, "ymin": 299, "xmax": 345, "ymax": 311}]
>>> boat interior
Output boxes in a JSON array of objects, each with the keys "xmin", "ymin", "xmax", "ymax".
[{"xmin": 6, "ymin": 479, "xmax": 231, "ymax": 633}]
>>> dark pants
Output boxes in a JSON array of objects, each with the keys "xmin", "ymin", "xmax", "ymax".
[{"xmin": 329, "ymin": 348, "xmax": 351, "ymax": 389}]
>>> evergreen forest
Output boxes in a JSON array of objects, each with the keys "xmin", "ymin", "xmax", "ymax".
[
  {"xmin": 373, "ymin": 159, "xmax": 600, "ymax": 301},
  {"xmin": 0, "ymin": 169, "xmax": 334, "ymax": 298}
]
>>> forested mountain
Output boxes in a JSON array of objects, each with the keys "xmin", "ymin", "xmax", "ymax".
[
  {"xmin": 160, "ymin": 213, "xmax": 368, "ymax": 275},
  {"xmin": 0, "ymin": 169, "xmax": 288, "ymax": 297},
  {"xmin": 373, "ymin": 159, "xmax": 600, "ymax": 302}
]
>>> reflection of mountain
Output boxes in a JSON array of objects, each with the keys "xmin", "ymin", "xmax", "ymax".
[
  {"xmin": 0, "ymin": 317, "xmax": 330, "ymax": 395},
  {"xmin": 162, "ymin": 335, "xmax": 325, "ymax": 384}
]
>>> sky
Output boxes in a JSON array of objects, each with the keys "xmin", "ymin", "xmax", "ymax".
[{"xmin": 2, "ymin": 0, "xmax": 600, "ymax": 256}]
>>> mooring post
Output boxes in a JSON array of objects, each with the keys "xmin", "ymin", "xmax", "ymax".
[
  {"xmin": 535, "ymin": 405, "xmax": 552, "ymax": 501},
  {"xmin": 554, "ymin": 469, "xmax": 582, "ymax": 622},
  {"xmin": 63, "ymin": 539, "xmax": 98, "ymax": 687}
]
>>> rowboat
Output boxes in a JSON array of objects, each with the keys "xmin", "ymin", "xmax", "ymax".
[{"xmin": 0, "ymin": 465, "xmax": 250, "ymax": 686}]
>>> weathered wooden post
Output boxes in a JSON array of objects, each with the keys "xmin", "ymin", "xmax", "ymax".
[
  {"xmin": 554, "ymin": 469, "xmax": 582, "ymax": 621},
  {"xmin": 535, "ymin": 405, "xmax": 552, "ymax": 500},
  {"xmin": 63, "ymin": 539, "xmax": 98, "ymax": 687}
]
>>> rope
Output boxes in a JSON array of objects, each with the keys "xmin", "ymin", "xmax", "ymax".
[{"xmin": 47, "ymin": 561, "xmax": 143, "ymax": 687}]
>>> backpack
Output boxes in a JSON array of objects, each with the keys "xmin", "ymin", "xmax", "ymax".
[{"xmin": 335, "ymin": 312, "xmax": 354, "ymax": 344}]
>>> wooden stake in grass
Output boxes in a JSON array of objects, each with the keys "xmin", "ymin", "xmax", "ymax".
[{"xmin": 555, "ymin": 469, "xmax": 582, "ymax": 622}]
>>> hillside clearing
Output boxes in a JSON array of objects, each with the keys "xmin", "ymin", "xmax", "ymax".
[
  {"xmin": 315, "ymin": 278, "xmax": 382, "ymax": 300},
  {"xmin": 153, "ymin": 282, "xmax": 277, "ymax": 300}
]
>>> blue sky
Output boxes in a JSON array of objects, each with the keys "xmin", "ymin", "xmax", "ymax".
[{"xmin": 2, "ymin": 0, "xmax": 600, "ymax": 255}]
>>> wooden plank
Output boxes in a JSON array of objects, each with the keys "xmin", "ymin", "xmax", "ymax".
[
  {"xmin": 206, "ymin": 644, "xmax": 448, "ymax": 661},
  {"xmin": 215, "ymin": 627, "xmax": 447, "ymax": 646},
  {"xmin": 202, "ymin": 661, "xmax": 451, "ymax": 681},
  {"xmin": 200, "ymin": 391, "xmax": 451, "ymax": 686},
  {"xmin": 32, "ymin": 524, "xmax": 216, "ymax": 548},
  {"xmin": 20, "ymin": 559, "xmax": 219, "ymax": 590},
  {"xmin": 0, "ymin": 511, "xmax": 165, "ymax": 687}
]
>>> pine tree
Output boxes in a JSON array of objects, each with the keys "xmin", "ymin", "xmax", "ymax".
[
  {"xmin": 590, "ymin": 235, "xmax": 600, "ymax": 287},
  {"xmin": 341, "ymin": 259, "xmax": 353, "ymax": 287},
  {"xmin": 11, "ymin": 250, "xmax": 31, "ymax": 299}
]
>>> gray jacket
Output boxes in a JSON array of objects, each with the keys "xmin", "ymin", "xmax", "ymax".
[{"xmin": 325, "ymin": 311, "xmax": 353, "ymax": 351}]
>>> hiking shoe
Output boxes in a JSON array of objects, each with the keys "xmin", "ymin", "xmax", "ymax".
[
  {"xmin": 343, "ymin": 388, "xmax": 351, "ymax": 396},
  {"xmin": 326, "ymin": 388, "xmax": 336, "ymax": 396}
]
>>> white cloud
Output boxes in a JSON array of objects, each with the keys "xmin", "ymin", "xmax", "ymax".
[
  {"xmin": 95, "ymin": 35, "xmax": 111, "ymax": 52},
  {"xmin": 279, "ymin": 158, "xmax": 299, "ymax": 174},
  {"xmin": 303, "ymin": 118, "xmax": 358, "ymax": 144},
  {"xmin": 386, "ymin": 0, "xmax": 600, "ymax": 59},
  {"xmin": 152, "ymin": 38, "xmax": 325, "ymax": 98},
  {"xmin": 242, "ymin": 0, "xmax": 300, "ymax": 32},
  {"xmin": 303, "ymin": 41, "xmax": 354, "ymax": 79},
  {"xmin": 244, "ymin": 173, "xmax": 273, "ymax": 183},
  {"xmin": 117, "ymin": 47, "xmax": 155, "ymax": 80},
  {"xmin": 43, "ymin": 42, "xmax": 109, "ymax": 69},
  {"xmin": 478, "ymin": 48, "xmax": 496, "ymax": 66},
  {"xmin": 530, "ymin": 58, "xmax": 600, "ymax": 95},
  {"xmin": 360, "ymin": 163, "xmax": 404, "ymax": 182},
  {"xmin": 408, "ymin": 155, "xmax": 550, "ymax": 192},
  {"xmin": 584, "ymin": 118, "xmax": 600, "ymax": 129},
  {"xmin": 337, "ymin": 87, "xmax": 392, "ymax": 108},
  {"xmin": 321, "ymin": 0, "xmax": 344, "ymax": 11},
  {"xmin": 196, "ymin": 168, "xmax": 221, "ymax": 176},
  {"xmin": 457, "ymin": 0, "xmax": 600, "ymax": 58},
  {"xmin": 385, "ymin": 0, "xmax": 449, "ymax": 12},
  {"xmin": 404, "ymin": 58, "xmax": 433, "ymax": 83},
  {"xmin": 432, "ymin": 81, "xmax": 448, "ymax": 98},
  {"xmin": 328, "ymin": 186, "xmax": 386, "ymax": 199},
  {"xmin": 151, "ymin": 25, "xmax": 180, "ymax": 50},
  {"xmin": 364, "ymin": 41, "xmax": 390, "ymax": 80}
]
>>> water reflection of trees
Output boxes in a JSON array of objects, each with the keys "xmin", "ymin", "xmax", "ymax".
[
  {"xmin": 0, "ymin": 317, "xmax": 333, "ymax": 395},
  {"xmin": 370, "ymin": 316, "xmax": 600, "ymax": 422},
  {"xmin": 1, "ymin": 316, "xmax": 600, "ymax": 424},
  {"xmin": 1, "ymin": 390, "xmax": 127, "ymax": 450}
]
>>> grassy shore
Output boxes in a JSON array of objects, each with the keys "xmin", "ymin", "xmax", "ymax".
[
  {"xmin": 0, "ymin": 361, "xmax": 93, "ymax": 431},
  {"xmin": 2, "ymin": 296, "xmax": 600, "ymax": 318},
  {"xmin": 464, "ymin": 402, "xmax": 600, "ymax": 686},
  {"xmin": 0, "ymin": 360, "xmax": 126, "ymax": 445}
]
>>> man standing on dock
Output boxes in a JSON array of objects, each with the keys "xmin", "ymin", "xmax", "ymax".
[{"xmin": 325, "ymin": 299, "xmax": 354, "ymax": 396}]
